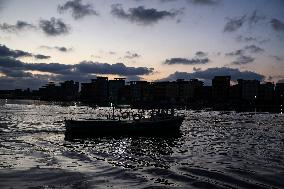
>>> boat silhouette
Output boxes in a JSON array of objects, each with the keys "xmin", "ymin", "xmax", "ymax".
[{"xmin": 65, "ymin": 107, "xmax": 184, "ymax": 137}]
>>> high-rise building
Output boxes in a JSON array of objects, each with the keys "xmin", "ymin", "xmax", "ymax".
[
  {"xmin": 109, "ymin": 78, "xmax": 125, "ymax": 104},
  {"xmin": 212, "ymin": 76, "xmax": 231, "ymax": 100},
  {"xmin": 238, "ymin": 79, "xmax": 260, "ymax": 100}
]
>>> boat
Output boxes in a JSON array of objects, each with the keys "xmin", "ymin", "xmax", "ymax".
[{"xmin": 65, "ymin": 108, "xmax": 184, "ymax": 137}]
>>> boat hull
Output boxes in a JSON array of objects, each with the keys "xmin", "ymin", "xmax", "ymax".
[{"xmin": 65, "ymin": 117, "xmax": 184, "ymax": 137}]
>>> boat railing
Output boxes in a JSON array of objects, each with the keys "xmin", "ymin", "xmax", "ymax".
[{"xmin": 95, "ymin": 107, "xmax": 183, "ymax": 121}]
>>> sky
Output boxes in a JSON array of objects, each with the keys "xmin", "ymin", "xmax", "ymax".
[{"xmin": 0, "ymin": 0, "xmax": 284, "ymax": 89}]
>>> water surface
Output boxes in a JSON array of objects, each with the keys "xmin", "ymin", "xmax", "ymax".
[{"xmin": 0, "ymin": 99, "xmax": 283, "ymax": 189}]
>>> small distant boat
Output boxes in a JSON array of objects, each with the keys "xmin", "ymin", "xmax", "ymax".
[{"xmin": 65, "ymin": 108, "xmax": 184, "ymax": 137}]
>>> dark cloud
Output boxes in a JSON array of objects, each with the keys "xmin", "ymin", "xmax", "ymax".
[
  {"xmin": 236, "ymin": 35, "xmax": 258, "ymax": 43},
  {"xmin": 0, "ymin": 67, "xmax": 33, "ymax": 78},
  {"xmin": 195, "ymin": 51, "xmax": 207, "ymax": 57},
  {"xmin": 58, "ymin": 0, "xmax": 98, "ymax": 20},
  {"xmin": 270, "ymin": 55, "xmax": 283, "ymax": 62},
  {"xmin": 111, "ymin": 4, "xmax": 181, "ymax": 25},
  {"xmin": 225, "ymin": 49, "xmax": 244, "ymax": 57},
  {"xmin": 0, "ymin": 76, "xmax": 48, "ymax": 90},
  {"xmin": 188, "ymin": 0, "xmax": 221, "ymax": 5},
  {"xmin": 165, "ymin": 51, "xmax": 210, "ymax": 65},
  {"xmin": 159, "ymin": 67, "xmax": 264, "ymax": 83},
  {"xmin": 0, "ymin": 57, "xmax": 23, "ymax": 68},
  {"xmin": 0, "ymin": 20, "xmax": 36, "ymax": 33},
  {"xmin": 34, "ymin": 54, "xmax": 51, "ymax": 59},
  {"xmin": 224, "ymin": 15, "xmax": 246, "ymax": 32},
  {"xmin": 232, "ymin": 55, "xmax": 255, "ymax": 65},
  {"xmin": 226, "ymin": 45, "xmax": 264, "ymax": 57},
  {"xmin": 0, "ymin": 57, "xmax": 153, "ymax": 76},
  {"xmin": 124, "ymin": 51, "xmax": 141, "ymax": 59},
  {"xmin": 0, "ymin": 58, "xmax": 70, "ymax": 74},
  {"xmin": 235, "ymin": 35, "xmax": 269, "ymax": 44},
  {"xmin": 226, "ymin": 46, "xmax": 260, "ymax": 65},
  {"xmin": 26, "ymin": 63, "xmax": 72, "ymax": 74},
  {"xmin": 0, "ymin": 56, "xmax": 154, "ymax": 89},
  {"xmin": 158, "ymin": 0, "xmax": 221, "ymax": 5},
  {"xmin": 270, "ymin": 18, "xmax": 284, "ymax": 32},
  {"xmin": 164, "ymin": 57, "xmax": 209, "ymax": 65},
  {"xmin": 76, "ymin": 61, "xmax": 153, "ymax": 75},
  {"xmin": 159, "ymin": 0, "xmax": 177, "ymax": 3},
  {"xmin": 278, "ymin": 79, "xmax": 284, "ymax": 83},
  {"xmin": 224, "ymin": 10, "xmax": 267, "ymax": 33},
  {"xmin": 244, "ymin": 45, "xmax": 264, "ymax": 53},
  {"xmin": 125, "ymin": 75, "xmax": 143, "ymax": 81},
  {"xmin": 0, "ymin": 44, "xmax": 50, "ymax": 60},
  {"xmin": 0, "ymin": 71, "xmax": 98, "ymax": 90},
  {"xmin": 193, "ymin": 67, "xmax": 201, "ymax": 72},
  {"xmin": 40, "ymin": 45, "xmax": 73, "ymax": 52},
  {"xmin": 56, "ymin": 46, "xmax": 71, "ymax": 52},
  {"xmin": 39, "ymin": 17, "xmax": 70, "ymax": 36},
  {"xmin": 0, "ymin": 44, "xmax": 32, "ymax": 58},
  {"xmin": 247, "ymin": 10, "xmax": 266, "ymax": 27}
]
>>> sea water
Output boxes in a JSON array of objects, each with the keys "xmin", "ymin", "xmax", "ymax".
[{"xmin": 0, "ymin": 99, "xmax": 283, "ymax": 189}]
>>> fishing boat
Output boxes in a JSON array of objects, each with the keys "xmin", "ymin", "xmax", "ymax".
[{"xmin": 65, "ymin": 107, "xmax": 184, "ymax": 137}]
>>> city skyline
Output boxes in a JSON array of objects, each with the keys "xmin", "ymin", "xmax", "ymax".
[{"xmin": 0, "ymin": 0, "xmax": 284, "ymax": 89}]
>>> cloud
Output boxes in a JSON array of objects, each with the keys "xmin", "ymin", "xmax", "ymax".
[
  {"xmin": 0, "ymin": 44, "xmax": 50, "ymax": 59},
  {"xmin": 244, "ymin": 45, "xmax": 264, "ymax": 53},
  {"xmin": 159, "ymin": 67, "xmax": 265, "ymax": 83},
  {"xmin": 0, "ymin": 76, "xmax": 48, "ymax": 90},
  {"xmin": 25, "ymin": 63, "xmax": 72, "ymax": 74},
  {"xmin": 247, "ymin": 10, "xmax": 266, "ymax": 27},
  {"xmin": 0, "ymin": 56, "xmax": 154, "ymax": 76},
  {"xmin": 0, "ymin": 57, "xmax": 24, "ymax": 67},
  {"xmin": 226, "ymin": 45, "xmax": 264, "ymax": 58},
  {"xmin": 39, "ymin": 17, "xmax": 70, "ymax": 36},
  {"xmin": 58, "ymin": 0, "xmax": 98, "ymax": 20},
  {"xmin": 224, "ymin": 15, "xmax": 246, "ymax": 32},
  {"xmin": 40, "ymin": 45, "xmax": 73, "ymax": 52},
  {"xmin": 124, "ymin": 51, "xmax": 141, "ymax": 59},
  {"xmin": 278, "ymin": 79, "xmax": 284, "ymax": 83},
  {"xmin": 164, "ymin": 57, "xmax": 209, "ymax": 65},
  {"xmin": 33, "ymin": 54, "xmax": 50, "ymax": 59},
  {"xmin": 224, "ymin": 10, "xmax": 266, "ymax": 33},
  {"xmin": 236, "ymin": 35, "xmax": 258, "ymax": 43},
  {"xmin": 0, "ymin": 58, "xmax": 70, "ymax": 75},
  {"xmin": 0, "ymin": 20, "xmax": 36, "ymax": 33},
  {"xmin": 193, "ymin": 67, "xmax": 201, "ymax": 72},
  {"xmin": 164, "ymin": 51, "xmax": 210, "ymax": 65},
  {"xmin": 0, "ymin": 67, "xmax": 33, "ymax": 78},
  {"xmin": 232, "ymin": 55, "xmax": 255, "ymax": 65},
  {"xmin": 0, "ymin": 56, "xmax": 154, "ymax": 89},
  {"xmin": 195, "ymin": 51, "xmax": 207, "ymax": 57},
  {"xmin": 188, "ymin": 0, "xmax": 221, "ymax": 5},
  {"xmin": 270, "ymin": 18, "xmax": 284, "ymax": 32},
  {"xmin": 225, "ymin": 45, "xmax": 263, "ymax": 65},
  {"xmin": 225, "ymin": 49, "xmax": 244, "ymax": 57},
  {"xmin": 125, "ymin": 75, "xmax": 143, "ymax": 81},
  {"xmin": 236, "ymin": 36, "xmax": 269, "ymax": 44},
  {"xmin": 111, "ymin": 4, "xmax": 181, "ymax": 25},
  {"xmin": 76, "ymin": 61, "xmax": 153, "ymax": 75},
  {"xmin": 270, "ymin": 55, "xmax": 283, "ymax": 62},
  {"xmin": 0, "ymin": 44, "xmax": 32, "ymax": 58},
  {"xmin": 158, "ymin": 0, "xmax": 221, "ymax": 5}
]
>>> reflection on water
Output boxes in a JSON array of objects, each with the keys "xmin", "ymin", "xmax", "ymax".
[{"xmin": 0, "ymin": 99, "xmax": 284, "ymax": 189}]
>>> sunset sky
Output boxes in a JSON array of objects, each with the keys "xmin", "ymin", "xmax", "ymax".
[{"xmin": 0, "ymin": 0, "xmax": 284, "ymax": 89}]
